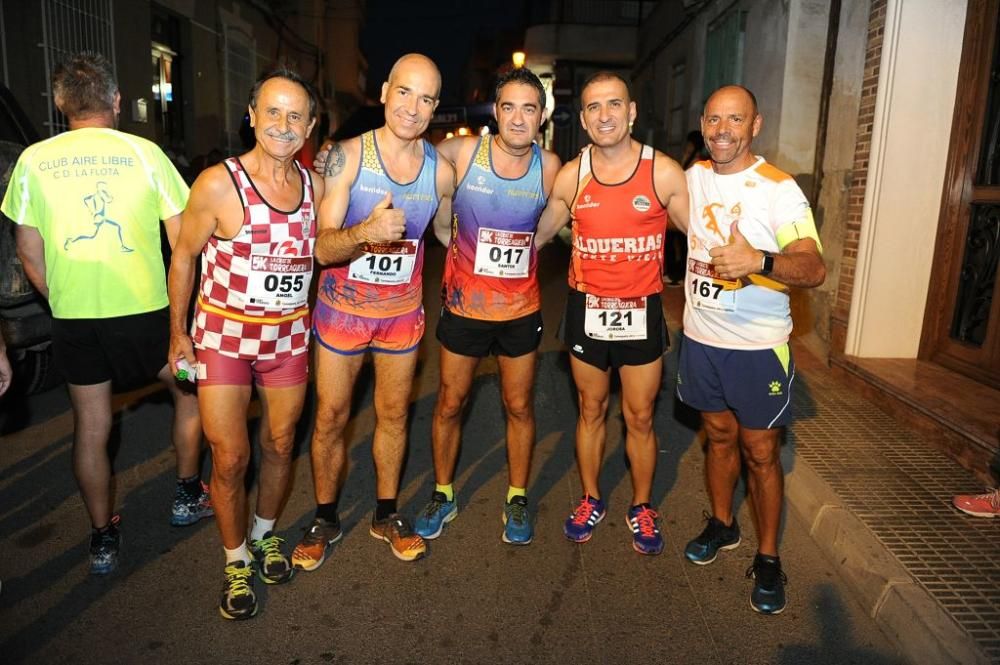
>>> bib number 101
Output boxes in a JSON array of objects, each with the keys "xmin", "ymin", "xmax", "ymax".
[{"xmin": 365, "ymin": 255, "xmax": 403, "ymax": 273}]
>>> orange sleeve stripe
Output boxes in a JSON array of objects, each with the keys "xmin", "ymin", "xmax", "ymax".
[{"xmin": 754, "ymin": 162, "xmax": 792, "ymax": 183}]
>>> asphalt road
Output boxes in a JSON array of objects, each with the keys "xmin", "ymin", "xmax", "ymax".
[{"xmin": 0, "ymin": 242, "xmax": 905, "ymax": 664}]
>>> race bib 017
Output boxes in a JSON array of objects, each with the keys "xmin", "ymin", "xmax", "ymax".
[{"xmin": 473, "ymin": 227, "xmax": 533, "ymax": 278}]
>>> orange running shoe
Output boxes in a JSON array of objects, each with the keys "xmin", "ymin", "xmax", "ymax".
[
  {"xmin": 291, "ymin": 517, "xmax": 343, "ymax": 571},
  {"xmin": 369, "ymin": 514, "xmax": 426, "ymax": 561}
]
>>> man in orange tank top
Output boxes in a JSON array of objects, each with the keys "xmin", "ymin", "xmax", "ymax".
[{"xmin": 535, "ymin": 72, "xmax": 689, "ymax": 555}]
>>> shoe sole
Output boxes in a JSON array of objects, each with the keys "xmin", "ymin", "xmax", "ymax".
[
  {"xmin": 292, "ymin": 532, "xmax": 344, "ymax": 571},
  {"xmin": 563, "ymin": 510, "xmax": 606, "ymax": 543},
  {"xmin": 170, "ymin": 509, "xmax": 215, "ymax": 527},
  {"xmin": 632, "ymin": 540, "xmax": 664, "ymax": 555},
  {"xmin": 219, "ymin": 604, "xmax": 258, "ymax": 620},
  {"xmin": 501, "ymin": 513, "xmax": 532, "ymax": 545},
  {"xmin": 954, "ymin": 506, "xmax": 999, "ymax": 518},
  {"xmin": 416, "ymin": 506, "xmax": 458, "ymax": 540},
  {"xmin": 369, "ymin": 528, "xmax": 426, "ymax": 562},
  {"xmin": 90, "ymin": 532, "xmax": 123, "ymax": 575},
  {"xmin": 685, "ymin": 536, "xmax": 742, "ymax": 565},
  {"xmin": 749, "ymin": 597, "xmax": 786, "ymax": 615}
]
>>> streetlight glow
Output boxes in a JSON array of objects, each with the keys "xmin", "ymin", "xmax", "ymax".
[{"xmin": 512, "ymin": 51, "xmax": 526, "ymax": 69}]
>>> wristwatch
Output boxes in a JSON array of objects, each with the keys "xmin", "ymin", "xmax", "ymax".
[{"xmin": 760, "ymin": 251, "xmax": 775, "ymax": 276}]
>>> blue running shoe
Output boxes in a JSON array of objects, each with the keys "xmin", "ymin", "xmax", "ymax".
[
  {"xmin": 746, "ymin": 553, "xmax": 787, "ymax": 615},
  {"xmin": 563, "ymin": 495, "xmax": 606, "ymax": 543},
  {"xmin": 684, "ymin": 512, "xmax": 741, "ymax": 565},
  {"xmin": 414, "ymin": 491, "xmax": 457, "ymax": 539},
  {"xmin": 502, "ymin": 495, "xmax": 533, "ymax": 545},
  {"xmin": 626, "ymin": 504, "xmax": 664, "ymax": 555},
  {"xmin": 89, "ymin": 514, "xmax": 121, "ymax": 575}
]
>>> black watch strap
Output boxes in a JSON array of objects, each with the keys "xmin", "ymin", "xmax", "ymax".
[{"xmin": 760, "ymin": 251, "xmax": 775, "ymax": 276}]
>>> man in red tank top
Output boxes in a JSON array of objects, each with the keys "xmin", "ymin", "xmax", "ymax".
[{"xmin": 535, "ymin": 72, "xmax": 689, "ymax": 555}]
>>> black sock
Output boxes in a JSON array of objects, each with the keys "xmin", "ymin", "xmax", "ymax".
[
  {"xmin": 177, "ymin": 474, "xmax": 201, "ymax": 497},
  {"xmin": 375, "ymin": 498, "xmax": 397, "ymax": 521},
  {"xmin": 315, "ymin": 501, "xmax": 339, "ymax": 524}
]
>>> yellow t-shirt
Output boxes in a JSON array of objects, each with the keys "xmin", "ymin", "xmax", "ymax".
[{"xmin": 1, "ymin": 127, "xmax": 189, "ymax": 318}]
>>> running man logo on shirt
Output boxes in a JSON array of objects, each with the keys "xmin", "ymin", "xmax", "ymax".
[{"xmin": 64, "ymin": 181, "xmax": 133, "ymax": 253}]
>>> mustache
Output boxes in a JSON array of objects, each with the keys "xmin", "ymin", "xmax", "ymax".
[{"xmin": 265, "ymin": 129, "xmax": 297, "ymax": 141}]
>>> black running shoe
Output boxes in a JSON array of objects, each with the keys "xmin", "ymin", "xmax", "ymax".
[
  {"xmin": 219, "ymin": 561, "xmax": 257, "ymax": 620},
  {"xmin": 746, "ymin": 553, "xmax": 787, "ymax": 615},
  {"xmin": 684, "ymin": 512, "xmax": 741, "ymax": 565},
  {"xmin": 250, "ymin": 532, "xmax": 294, "ymax": 584}
]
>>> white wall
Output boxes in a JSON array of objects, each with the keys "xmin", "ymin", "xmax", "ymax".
[{"xmin": 845, "ymin": 0, "xmax": 968, "ymax": 357}]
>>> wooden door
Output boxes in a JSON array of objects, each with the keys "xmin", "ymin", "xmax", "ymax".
[{"xmin": 921, "ymin": 0, "xmax": 1000, "ymax": 389}]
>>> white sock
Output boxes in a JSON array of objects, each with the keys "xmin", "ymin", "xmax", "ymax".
[
  {"xmin": 250, "ymin": 514, "xmax": 276, "ymax": 542},
  {"xmin": 224, "ymin": 541, "xmax": 250, "ymax": 565}
]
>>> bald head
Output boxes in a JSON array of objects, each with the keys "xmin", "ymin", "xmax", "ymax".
[
  {"xmin": 704, "ymin": 85, "xmax": 758, "ymax": 117},
  {"xmin": 700, "ymin": 85, "xmax": 762, "ymax": 174},
  {"xmin": 387, "ymin": 53, "xmax": 441, "ymax": 99}
]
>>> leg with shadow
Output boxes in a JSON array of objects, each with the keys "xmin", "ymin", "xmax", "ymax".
[
  {"xmin": 619, "ymin": 358, "xmax": 664, "ymax": 554},
  {"xmin": 369, "ymin": 350, "xmax": 426, "ymax": 561},
  {"xmin": 497, "ymin": 350, "xmax": 538, "ymax": 544},
  {"xmin": 68, "ymin": 380, "xmax": 123, "ymax": 574},
  {"xmin": 563, "ymin": 357, "xmax": 610, "ymax": 543},
  {"xmin": 739, "ymin": 424, "xmax": 787, "ymax": 614},
  {"xmin": 415, "ymin": 347, "xmax": 477, "ymax": 539},
  {"xmin": 683, "ymin": 409, "xmax": 744, "ymax": 565},
  {"xmin": 157, "ymin": 364, "xmax": 211, "ymax": 527},
  {"xmin": 249, "ymin": 380, "xmax": 307, "ymax": 583},
  {"xmin": 291, "ymin": 347, "xmax": 363, "ymax": 572}
]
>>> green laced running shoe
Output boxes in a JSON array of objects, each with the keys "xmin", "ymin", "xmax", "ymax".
[
  {"xmin": 219, "ymin": 561, "xmax": 257, "ymax": 620},
  {"xmin": 250, "ymin": 532, "xmax": 294, "ymax": 584}
]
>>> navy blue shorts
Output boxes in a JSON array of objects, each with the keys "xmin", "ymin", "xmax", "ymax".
[{"xmin": 676, "ymin": 335, "xmax": 795, "ymax": 429}]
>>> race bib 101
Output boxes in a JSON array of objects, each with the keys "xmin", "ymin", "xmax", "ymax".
[
  {"xmin": 584, "ymin": 295, "xmax": 647, "ymax": 340},
  {"xmin": 349, "ymin": 239, "xmax": 419, "ymax": 285},
  {"xmin": 473, "ymin": 227, "xmax": 533, "ymax": 278}
]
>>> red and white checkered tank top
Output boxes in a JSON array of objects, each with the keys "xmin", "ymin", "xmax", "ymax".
[{"xmin": 191, "ymin": 157, "xmax": 315, "ymax": 360}]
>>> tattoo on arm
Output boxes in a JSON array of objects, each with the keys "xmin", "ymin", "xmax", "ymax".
[{"xmin": 324, "ymin": 143, "xmax": 347, "ymax": 178}]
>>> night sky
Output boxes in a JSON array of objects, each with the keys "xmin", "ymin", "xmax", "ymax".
[{"xmin": 359, "ymin": 0, "xmax": 529, "ymax": 105}]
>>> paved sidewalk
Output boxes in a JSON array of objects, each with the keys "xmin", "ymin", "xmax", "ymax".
[{"xmin": 783, "ymin": 348, "xmax": 999, "ymax": 665}]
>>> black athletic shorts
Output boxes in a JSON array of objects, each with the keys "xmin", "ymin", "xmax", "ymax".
[
  {"xmin": 52, "ymin": 307, "xmax": 170, "ymax": 391},
  {"xmin": 559, "ymin": 289, "xmax": 669, "ymax": 371},
  {"xmin": 436, "ymin": 308, "xmax": 543, "ymax": 358}
]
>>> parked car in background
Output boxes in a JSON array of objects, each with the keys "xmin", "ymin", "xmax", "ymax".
[{"xmin": 0, "ymin": 84, "xmax": 61, "ymax": 394}]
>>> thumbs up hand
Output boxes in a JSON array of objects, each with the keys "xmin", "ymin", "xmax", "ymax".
[
  {"xmin": 361, "ymin": 191, "xmax": 406, "ymax": 243},
  {"xmin": 708, "ymin": 221, "xmax": 764, "ymax": 279}
]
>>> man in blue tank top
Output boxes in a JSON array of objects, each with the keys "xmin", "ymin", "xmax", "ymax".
[
  {"xmin": 292, "ymin": 54, "xmax": 456, "ymax": 568},
  {"xmin": 412, "ymin": 68, "xmax": 562, "ymax": 546}
]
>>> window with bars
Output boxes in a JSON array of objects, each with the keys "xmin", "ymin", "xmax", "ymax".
[
  {"xmin": 702, "ymin": 8, "xmax": 746, "ymax": 102},
  {"xmin": 38, "ymin": 0, "xmax": 116, "ymax": 136},
  {"xmin": 668, "ymin": 61, "xmax": 686, "ymax": 143},
  {"xmin": 222, "ymin": 23, "xmax": 256, "ymax": 155}
]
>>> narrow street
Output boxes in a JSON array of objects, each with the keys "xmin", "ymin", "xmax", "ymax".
[{"xmin": 0, "ymin": 241, "xmax": 904, "ymax": 664}]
